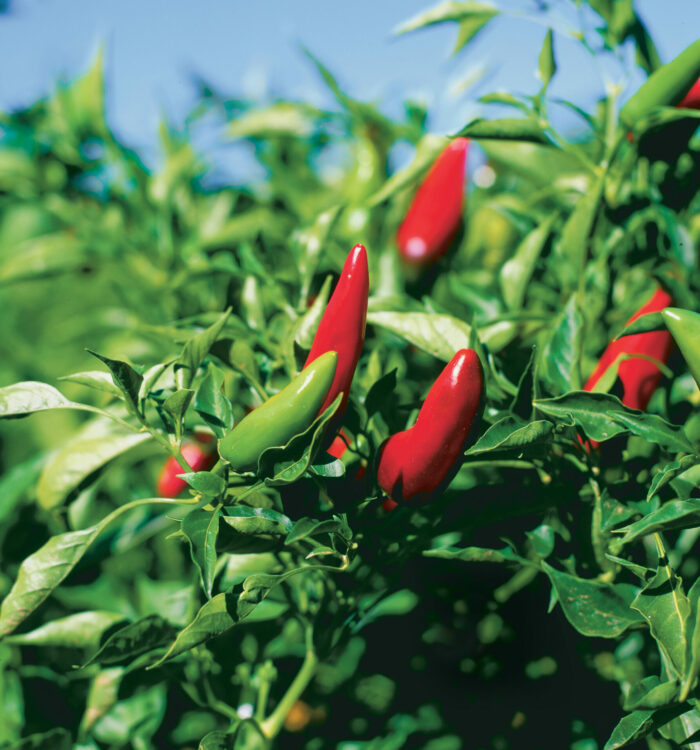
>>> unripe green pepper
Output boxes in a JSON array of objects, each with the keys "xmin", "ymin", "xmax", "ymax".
[
  {"xmin": 621, "ymin": 39, "xmax": 700, "ymax": 126},
  {"xmin": 219, "ymin": 351, "xmax": 337, "ymax": 471},
  {"xmin": 661, "ymin": 307, "xmax": 700, "ymax": 387}
]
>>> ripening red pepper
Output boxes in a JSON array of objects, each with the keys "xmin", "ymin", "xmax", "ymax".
[
  {"xmin": 583, "ymin": 288, "xmax": 673, "ymax": 411},
  {"xmin": 304, "ymin": 244, "xmax": 369, "ymax": 418},
  {"xmin": 677, "ymin": 76, "xmax": 700, "ymax": 109},
  {"xmin": 377, "ymin": 348, "xmax": 484, "ymax": 506},
  {"xmin": 157, "ymin": 433, "xmax": 216, "ymax": 498},
  {"xmin": 397, "ymin": 138, "xmax": 469, "ymax": 267}
]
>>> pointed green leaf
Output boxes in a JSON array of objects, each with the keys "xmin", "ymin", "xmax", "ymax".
[
  {"xmin": 182, "ymin": 507, "xmax": 221, "ymax": 597},
  {"xmin": 466, "ymin": 417, "xmax": 553, "ymax": 456},
  {"xmin": 83, "ymin": 615, "xmax": 178, "ymax": 667},
  {"xmin": 616, "ymin": 500, "xmax": 700, "ymax": 545},
  {"xmin": 534, "ymin": 391, "xmax": 693, "ymax": 452},
  {"xmin": 631, "ymin": 565, "xmax": 689, "ymax": 678},
  {"xmin": 87, "ymin": 350, "xmax": 143, "ymax": 412},
  {"xmin": 542, "ymin": 562, "xmax": 643, "ymax": 637}
]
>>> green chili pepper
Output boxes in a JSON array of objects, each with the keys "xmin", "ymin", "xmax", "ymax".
[
  {"xmin": 661, "ymin": 307, "xmax": 700, "ymax": 387},
  {"xmin": 621, "ymin": 39, "xmax": 700, "ymax": 126},
  {"xmin": 219, "ymin": 350, "xmax": 337, "ymax": 471}
]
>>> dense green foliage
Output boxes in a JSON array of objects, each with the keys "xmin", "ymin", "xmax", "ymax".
[{"xmin": 2, "ymin": 2, "xmax": 700, "ymax": 748}]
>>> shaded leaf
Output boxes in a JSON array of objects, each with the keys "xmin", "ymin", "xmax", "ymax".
[
  {"xmin": 631, "ymin": 565, "xmax": 689, "ymax": 678},
  {"xmin": 466, "ymin": 417, "xmax": 553, "ymax": 456},
  {"xmin": 617, "ymin": 500, "xmax": 700, "ymax": 546},
  {"xmin": 7, "ymin": 611, "xmax": 125, "ymax": 649},
  {"xmin": 534, "ymin": 391, "xmax": 693, "ymax": 452},
  {"xmin": 542, "ymin": 562, "xmax": 643, "ymax": 638},
  {"xmin": 182, "ymin": 507, "xmax": 222, "ymax": 597},
  {"xmin": 83, "ymin": 615, "xmax": 179, "ymax": 667}
]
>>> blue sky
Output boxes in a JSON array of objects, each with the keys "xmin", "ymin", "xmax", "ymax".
[{"xmin": 1, "ymin": 0, "xmax": 698, "ymax": 174}]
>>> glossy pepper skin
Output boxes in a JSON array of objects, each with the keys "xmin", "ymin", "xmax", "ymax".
[
  {"xmin": 157, "ymin": 434, "xmax": 216, "ymax": 498},
  {"xmin": 583, "ymin": 288, "xmax": 673, "ymax": 411},
  {"xmin": 662, "ymin": 307, "xmax": 700, "ymax": 387},
  {"xmin": 304, "ymin": 244, "xmax": 369, "ymax": 417},
  {"xmin": 621, "ymin": 39, "xmax": 700, "ymax": 126},
  {"xmin": 219, "ymin": 351, "xmax": 337, "ymax": 472},
  {"xmin": 397, "ymin": 138, "xmax": 469, "ymax": 267},
  {"xmin": 377, "ymin": 348, "xmax": 484, "ymax": 506}
]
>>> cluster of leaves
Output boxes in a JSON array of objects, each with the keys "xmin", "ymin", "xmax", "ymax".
[{"xmin": 2, "ymin": 1, "xmax": 700, "ymax": 748}]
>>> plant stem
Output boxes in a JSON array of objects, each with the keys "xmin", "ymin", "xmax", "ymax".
[{"xmin": 260, "ymin": 625, "xmax": 317, "ymax": 739}]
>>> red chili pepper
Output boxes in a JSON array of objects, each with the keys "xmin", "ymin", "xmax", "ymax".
[
  {"xmin": 304, "ymin": 244, "xmax": 369, "ymax": 418},
  {"xmin": 583, "ymin": 288, "xmax": 673, "ymax": 411},
  {"xmin": 377, "ymin": 348, "xmax": 484, "ymax": 506},
  {"xmin": 397, "ymin": 138, "xmax": 469, "ymax": 267},
  {"xmin": 157, "ymin": 433, "xmax": 216, "ymax": 498},
  {"xmin": 677, "ymin": 76, "xmax": 700, "ymax": 109}
]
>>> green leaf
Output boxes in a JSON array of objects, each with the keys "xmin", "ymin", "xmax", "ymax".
[
  {"xmin": 163, "ymin": 388, "xmax": 194, "ymax": 440},
  {"xmin": 179, "ymin": 471, "xmax": 226, "ymax": 497},
  {"xmin": 457, "ymin": 117, "xmax": 552, "ymax": 144},
  {"xmin": 182, "ymin": 507, "xmax": 221, "ymax": 597},
  {"xmin": 241, "ymin": 275, "xmax": 265, "ymax": 331},
  {"xmin": 534, "ymin": 391, "xmax": 693, "ymax": 452},
  {"xmin": 537, "ymin": 28, "xmax": 556, "ymax": 88},
  {"xmin": 365, "ymin": 369, "xmax": 398, "ymax": 418},
  {"xmin": 286, "ymin": 516, "xmax": 352, "ymax": 545},
  {"xmin": 616, "ymin": 500, "xmax": 700, "ymax": 545},
  {"xmin": 83, "ymin": 615, "xmax": 178, "ymax": 667},
  {"xmin": 0, "ymin": 455, "xmax": 44, "ymax": 527},
  {"xmin": 58, "ymin": 370, "xmax": 124, "ymax": 398},
  {"xmin": 151, "ymin": 593, "xmax": 237, "ymax": 666},
  {"xmin": 87, "ymin": 350, "xmax": 143, "ymax": 412},
  {"xmin": 681, "ymin": 578, "xmax": 700, "ymax": 700},
  {"xmin": 499, "ymin": 215, "xmax": 556, "ymax": 310},
  {"xmin": 647, "ymin": 456, "xmax": 698, "ymax": 501},
  {"xmin": 613, "ymin": 311, "xmax": 665, "ymax": 340},
  {"xmin": 541, "ymin": 293, "xmax": 583, "ymax": 393},
  {"xmin": 367, "ymin": 135, "xmax": 447, "ymax": 207},
  {"xmin": 91, "ymin": 682, "xmax": 166, "ymax": 745},
  {"xmin": 526, "ymin": 524, "xmax": 555, "ymax": 559},
  {"xmin": 631, "ymin": 565, "xmax": 689, "ymax": 678},
  {"xmin": 466, "ymin": 417, "xmax": 553, "ymax": 456},
  {"xmin": 0, "ymin": 498, "xmax": 178, "ymax": 636},
  {"xmin": 222, "ymin": 506, "xmax": 293, "ymax": 536},
  {"xmin": 553, "ymin": 173, "xmax": 604, "ymax": 289},
  {"xmin": 0, "ymin": 233, "xmax": 87, "ymax": 284},
  {"xmin": 510, "ymin": 346, "xmax": 538, "ymax": 420},
  {"xmin": 395, "ymin": 1, "xmax": 499, "ymax": 53},
  {"xmin": 79, "ymin": 667, "xmax": 123, "ymax": 737},
  {"xmin": 623, "ymin": 676, "xmax": 679, "ymax": 711},
  {"xmin": 195, "ymin": 366, "xmax": 235, "ymax": 438},
  {"xmin": 257, "ymin": 393, "xmax": 342, "ymax": 486},
  {"xmin": 296, "ymin": 275, "xmax": 332, "ymax": 350},
  {"xmin": 368, "ymin": 311, "xmax": 502, "ymax": 360},
  {"xmin": 7, "ymin": 611, "xmax": 125, "ymax": 649},
  {"xmin": 36, "ymin": 420, "xmax": 151, "ymax": 510},
  {"xmin": 604, "ymin": 706, "xmax": 690, "ymax": 750},
  {"xmin": 3, "ymin": 728, "xmax": 72, "ymax": 750},
  {"xmin": 0, "ymin": 381, "xmax": 92, "ymax": 418},
  {"xmin": 542, "ymin": 562, "xmax": 643, "ymax": 638},
  {"xmin": 229, "ymin": 102, "xmax": 318, "ymax": 139},
  {"xmin": 153, "ymin": 570, "xmax": 302, "ymax": 666},
  {"xmin": 353, "ymin": 589, "xmax": 419, "ymax": 631},
  {"xmin": 175, "ymin": 309, "xmax": 231, "ymax": 389},
  {"xmin": 424, "ymin": 546, "xmax": 527, "ymax": 565}
]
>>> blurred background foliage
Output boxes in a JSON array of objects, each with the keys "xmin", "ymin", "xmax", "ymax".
[{"xmin": 2, "ymin": 1, "xmax": 700, "ymax": 749}]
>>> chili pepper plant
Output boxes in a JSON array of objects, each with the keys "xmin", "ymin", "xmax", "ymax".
[{"xmin": 2, "ymin": 2, "xmax": 700, "ymax": 749}]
